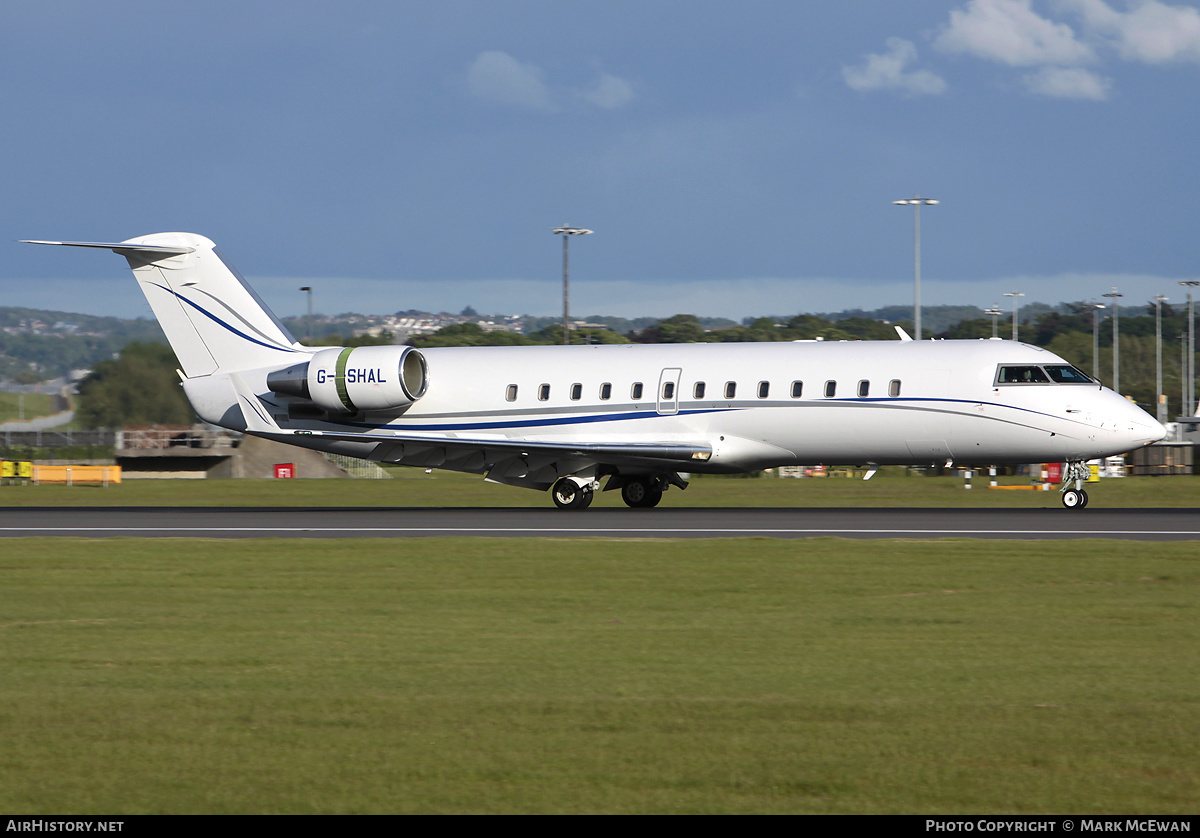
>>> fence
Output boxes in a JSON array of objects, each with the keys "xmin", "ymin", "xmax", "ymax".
[
  {"xmin": 322, "ymin": 453, "xmax": 392, "ymax": 479},
  {"xmin": 0, "ymin": 429, "xmax": 115, "ymax": 448},
  {"xmin": 116, "ymin": 428, "xmax": 237, "ymax": 450}
]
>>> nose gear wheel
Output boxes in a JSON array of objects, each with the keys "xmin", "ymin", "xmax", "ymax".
[{"xmin": 1060, "ymin": 461, "xmax": 1091, "ymax": 510}]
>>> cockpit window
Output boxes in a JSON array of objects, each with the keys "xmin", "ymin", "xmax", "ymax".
[
  {"xmin": 996, "ymin": 365, "xmax": 1050, "ymax": 384},
  {"xmin": 995, "ymin": 364, "xmax": 1093, "ymax": 385},
  {"xmin": 1044, "ymin": 364, "xmax": 1093, "ymax": 384}
]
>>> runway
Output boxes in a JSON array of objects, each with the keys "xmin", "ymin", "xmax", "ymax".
[{"xmin": 1, "ymin": 506, "xmax": 1198, "ymax": 540}]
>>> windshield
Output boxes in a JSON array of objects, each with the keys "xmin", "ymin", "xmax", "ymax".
[
  {"xmin": 995, "ymin": 364, "xmax": 1094, "ymax": 385},
  {"xmin": 1043, "ymin": 364, "xmax": 1093, "ymax": 384},
  {"xmin": 996, "ymin": 365, "xmax": 1049, "ymax": 384}
]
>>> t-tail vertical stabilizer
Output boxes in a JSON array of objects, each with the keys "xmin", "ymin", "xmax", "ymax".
[{"xmin": 23, "ymin": 233, "xmax": 302, "ymax": 377}]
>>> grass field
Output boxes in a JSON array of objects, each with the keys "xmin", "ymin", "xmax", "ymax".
[
  {"xmin": 0, "ymin": 391, "xmax": 57, "ymax": 424},
  {"xmin": 2, "ymin": 468, "xmax": 1200, "ymax": 507},
  {"xmin": 1, "ymin": 537, "xmax": 1197, "ymax": 814}
]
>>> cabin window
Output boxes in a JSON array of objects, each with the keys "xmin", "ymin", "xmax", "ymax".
[
  {"xmin": 724, "ymin": 381, "xmax": 737, "ymax": 399},
  {"xmin": 693, "ymin": 382, "xmax": 706, "ymax": 399},
  {"xmin": 757, "ymin": 381, "xmax": 770, "ymax": 398},
  {"xmin": 631, "ymin": 382, "xmax": 644, "ymax": 400},
  {"xmin": 539, "ymin": 383, "xmax": 551, "ymax": 401},
  {"xmin": 996, "ymin": 365, "xmax": 1050, "ymax": 385},
  {"xmin": 857, "ymin": 380, "xmax": 869, "ymax": 398},
  {"xmin": 600, "ymin": 382, "xmax": 612, "ymax": 400},
  {"xmin": 505, "ymin": 384, "xmax": 518, "ymax": 402},
  {"xmin": 790, "ymin": 381, "xmax": 803, "ymax": 398},
  {"xmin": 570, "ymin": 383, "xmax": 582, "ymax": 401},
  {"xmin": 889, "ymin": 379, "xmax": 901, "ymax": 397},
  {"xmin": 662, "ymin": 381, "xmax": 675, "ymax": 400},
  {"xmin": 824, "ymin": 380, "xmax": 837, "ymax": 398}
]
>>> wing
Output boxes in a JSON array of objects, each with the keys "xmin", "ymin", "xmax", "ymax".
[{"xmin": 230, "ymin": 373, "xmax": 712, "ymax": 490}]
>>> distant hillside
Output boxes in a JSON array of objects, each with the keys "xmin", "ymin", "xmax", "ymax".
[
  {"xmin": 0, "ymin": 307, "xmax": 165, "ymax": 383},
  {"xmin": 0, "ymin": 299, "xmax": 1105, "ymax": 387},
  {"xmin": 816, "ymin": 303, "xmax": 1066, "ymax": 336}
]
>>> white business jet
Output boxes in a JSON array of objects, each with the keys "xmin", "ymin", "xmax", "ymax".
[{"xmin": 25, "ymin": 233, "xmax": 1166, "ymax": 510}]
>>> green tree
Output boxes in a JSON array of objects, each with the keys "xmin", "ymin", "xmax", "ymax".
[
  {"xmin": 941, "ymin": 318, "xmax": 996, "ymax": 340},
  {"xmin": 411, "ymin": 323, "xmax": 537, "ymax": 347},
  {"xmin": 13, "ymin": 367, "xmax": 42, "ymax": 385},
  {"xmin": 75, "ymin": 342, "xmax": 194, "ymax": 428},
  {"xmin": 654, "ymin": 315, "xmax": 708, "ymax": 343}
]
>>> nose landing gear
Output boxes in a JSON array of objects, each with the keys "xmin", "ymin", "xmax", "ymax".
[{"xmin": 1060, "ymin": 461, "xmax": 1091, "ymax": 509}]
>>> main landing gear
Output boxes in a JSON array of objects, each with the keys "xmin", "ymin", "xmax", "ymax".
[
  {"xmin": 1060, "ymin": 461, "xmax": 1091, "ymax": 510},
  {"xmin": 549, "ymin": 472, "xmax": 686, "ymax": 509},
  {"xmin": 551, "ymin": 477, "xmax": 594, "ymax": 510},
  {"xmin": 620, "ymin": 476, "xmax": 663, "ymax": 508}
]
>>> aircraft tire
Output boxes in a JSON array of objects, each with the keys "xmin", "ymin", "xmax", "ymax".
[
  {"xmin": 621, "ymin": 478, "xmax": 663, "ymax": 508},
  {"xmin": 639, "ymin": 488, "xmax": 663, "ymax": 508},
  {"xmin": 552, "ymin": 478, "xmax": 593, "ymax": 510},
  {"xmin": 1062, "ymin": 489, "xmax": 1085, "ymax": 509}
]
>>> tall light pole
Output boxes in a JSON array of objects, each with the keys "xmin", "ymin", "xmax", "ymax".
[
  {"xmin": 299, "ymin": 286, "xmax": 313, "ymax": 344},
  {"xmin": 1103, "ymin": 287, "xmax": 1123, "ymax": 394},
  {"xmin": 1003, "ymin": 290, "xmax": 1024, "ymax": 341},
  {"xmin": 1155, "ymin": 295, "xmax": 1169, "ymax": 424},
  {"xmin": 1183, "ymin": 334, "xmax": 1189, "ymax": 419},
  {"xmin": 984, "ymin": 304, "xmax": 1003, "ymax": 339},
  {"xmin": 1181, "ymin": 280, "xmax": 1200, "ymax": 417},
  {"xmin": 892, "ymin": 196, "xmax": 938, "ymax": 340},
  {"xmin": 552, "ymin": 226, "xmax": 593, "ymax": 345},
  {"xmin": 1087, "ymin": 302, "xmax": 1105, "ymax": 380}
]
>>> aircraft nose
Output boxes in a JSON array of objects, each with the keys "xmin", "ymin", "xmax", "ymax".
[
  {"xmin": 1135, "ymin": 419, "xmax": 1169, "ymax": 444},
  {"xmin": 1113, "ymin": 397, "xmax": 1168, "ymax": 448}
]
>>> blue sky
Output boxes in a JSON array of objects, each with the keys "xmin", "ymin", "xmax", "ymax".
[{"xmin": 4, "ymin": 1, "xmax": 1200, "ymax": 321}]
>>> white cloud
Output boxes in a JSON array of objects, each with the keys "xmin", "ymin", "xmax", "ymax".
[
  {"xmin": 583, "ymin": 73, "xmax": 636, "ymax": 109},
  {"xmin": 464, "ymin": 53, "xmax": 635, "ymax": 111},
  {"xmin": 1063, "ymin": 0, "xmax": 1200, "ymax": 64},
  {"xmin": 936, "ymin": 0, "xmax": 1095, "ymax": 66},
  {"xmin": 465, "ymin": 51, "xmax": 554, "ymax": 110},
  {"xmin": 842, "ymin": 38, "xmax": 948, "ymax": 95},
  {"xmin": 1023, "ymin": 65, "xmax": 1113, "ymax": 98}
]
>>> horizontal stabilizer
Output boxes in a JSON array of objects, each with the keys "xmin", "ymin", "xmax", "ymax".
[{"xmin": 22, "ymin": 239, "xmax": 196, "ymax": 257}]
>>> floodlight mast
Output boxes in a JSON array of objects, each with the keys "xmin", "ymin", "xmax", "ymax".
[
  {"xmin": 1085, "ymin": 302, "xmax": 1105, "ymax": 380},
  {"xmin": 1103, "ymin": 288, "xmax": 1123, "ymax": 394},
  {"xmin": 892, "ymin": 196, "xmax": 938, "ymax": 340},
  {"xmin": 1003, "ymin": 290, "xmax": 1024, "ymax": 341},
  {"xmin": 299, "ymin": 286, "xmax": 313, "ymax": 343},
  {"xmin": 984, "ymin": 304, "xmax": 1003, "ymax": 339},
  {"xmin": 1155, "ymin": 295, "xmax": 1169, "ymax": 424},
  {"xmin": 552, "ymin": 226, "xmax": 593, "ymax": 346},
  {"xmin": 1181, "ymin": 280, "xmax": 1200, "ymax": 417}
]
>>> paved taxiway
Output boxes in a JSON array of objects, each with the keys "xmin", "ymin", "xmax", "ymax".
[{"xmin": 1, "ymin": 507, "xmax": 1198, "ymax": 540}]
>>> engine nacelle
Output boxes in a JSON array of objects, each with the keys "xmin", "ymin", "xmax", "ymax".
[{"xmin": 267, "ymin": 346, "xmax": 428, "ymax": 413}]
